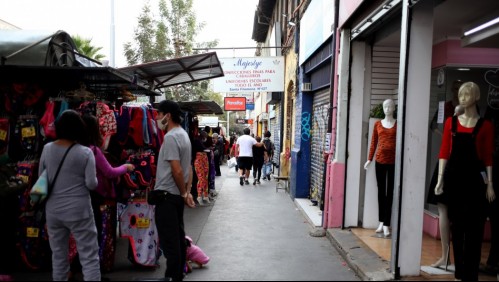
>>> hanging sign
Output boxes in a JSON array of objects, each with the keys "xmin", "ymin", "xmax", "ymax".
[
  {"xmin": 214, "ymin": 57, "xmax": 285, "ymax": 93},
  {"xmin": 224, "ymin": 97, "xmax": 246, "ymax": 111}
]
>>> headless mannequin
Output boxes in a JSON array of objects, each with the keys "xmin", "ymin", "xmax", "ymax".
[
  {"xmin": 435, "ymin": 82, "xmax": 495, "ymax": 280},
  {"xmin": 365, "ymin": 99, "xmax": 397, "ymax": 237}
]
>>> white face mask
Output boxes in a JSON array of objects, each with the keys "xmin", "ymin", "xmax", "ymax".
[{"xmin": 157, "ymin": 116, "xmax": 168, "ymax": 131}]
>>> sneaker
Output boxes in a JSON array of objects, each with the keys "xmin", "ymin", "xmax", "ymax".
[
  {"xmin": 210, "ymin": 190, "xmax": 218, "ymax": 197},
  {"xmin": 245, "ymin": 180, "xmax": 250, "ymax": 185},
  {"xmin": 253, "ymin": 180, "xmax": 257, "ymax": 185},
  {"xmin": 196, "ymin": 197, "xmax": 204, "ymax": 206},
  {"xmin": 268, "ymin": 176, "xmax": 271, "ymax": 181},
  {"xmin": 240, "ymin": 177, "xmax": 244, "ymax": 186},
  {"xmin": 256, "ymin": 180, "xmax": 261, "ymax": 184},
  {"xmin": 203, "ymin": 197, "xmax": 211, "ymax": 204}
]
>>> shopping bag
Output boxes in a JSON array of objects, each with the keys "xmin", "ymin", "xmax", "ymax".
[
  {"xmin": 29, "ymin": 170, "xmax": 48, "ymax": 205},
  {"xmin": 228, "ymin": 157, "xmax": 237, "ymax": 169}
]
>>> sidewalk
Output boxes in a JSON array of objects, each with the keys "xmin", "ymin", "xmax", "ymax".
[{"xmin": 13, "ymin": 165, "xmax": 360, "ymax": 281}]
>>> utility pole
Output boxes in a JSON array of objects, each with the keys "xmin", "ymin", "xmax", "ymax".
[{"xmin": 110, "ymin": 0, "xmax": 115, "ymax": 67}]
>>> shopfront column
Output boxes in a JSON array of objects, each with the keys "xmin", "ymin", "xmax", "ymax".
[
  {"xmin": 344, "ymin": 41, "xmax": 371, "ymax": 227},
  {"xmin": 391, "ymin": 0, "xmax": 434, "ymax": 276}
]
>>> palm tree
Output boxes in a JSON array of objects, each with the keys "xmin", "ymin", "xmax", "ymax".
[{"xmin": 72, "ymin": 35, "xmax": 106, "ymax": 61}]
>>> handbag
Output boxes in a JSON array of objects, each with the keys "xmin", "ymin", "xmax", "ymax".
[{"xmin": 29, "ymin": 143, "xmax": 76, "ymax": 205}]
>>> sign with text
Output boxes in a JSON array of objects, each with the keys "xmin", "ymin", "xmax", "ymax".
[
  {"xmin": 236, "ymin": 119, "xmax": 247, "ymax": 124},
  {"xmin": 214, "ymin": 57, "xmax": 285, "ymax": 93},
  {"xmin": 224, "ymin": 97, "xmax": 246, "ymax": 111}
]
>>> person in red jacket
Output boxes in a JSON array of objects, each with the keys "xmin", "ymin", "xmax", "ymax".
[{"xmin": 435, "ymin": 81, "xmax": 495, "ymax": 281}]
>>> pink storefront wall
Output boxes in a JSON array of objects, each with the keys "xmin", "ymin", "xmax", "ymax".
[{"xmin": 432, "ymin": 39, "xmax": 499, "ymax": 68}]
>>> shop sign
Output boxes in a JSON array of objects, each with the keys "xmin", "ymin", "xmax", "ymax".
[
  {"xmin": 246, "ymin": 103, "xmax": 255, "ymax": 110},
  {"xmin": 300, "ymin": 0, "xmax": 335, "ymax": 65},
  {"xmin": 236, "ymin": 119, "xmax": 247, "ymax": 124},
  {"xmin": 224, "ymin": 97, "xmax": 246, "ymax": 111},
  {"xmin": 214, "ymin": 57, "xmax": 285, "ymax": 93}
]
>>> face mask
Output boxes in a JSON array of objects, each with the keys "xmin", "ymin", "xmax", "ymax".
[{"xmin": 157, "ymin": 116, "xmax": 168, "ymax": 131}]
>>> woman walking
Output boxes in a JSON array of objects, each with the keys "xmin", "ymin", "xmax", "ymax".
[
  {"xmin": 40, "ymin": 110, "xmax": 101, "ymax": 281},
  {"xmin": 193, "ymin": 131, "xmax": 210, "ymax": 205},
  {"xmin": 252, "ymin": 136, "xmax": 265, "ymax": 185}
]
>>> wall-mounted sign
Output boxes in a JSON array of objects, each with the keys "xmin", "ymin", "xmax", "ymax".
[
  {"xmin": 224, "ymin": 97, "xmax": 246, "ymax": 111},
  {"xmin": 246, "ymin": 103, "xmax": 255, "ymax": 110},
  {"xmin": 236, "ymin": 119, "xmax": 247, "ymax": 124},
  {"xmin": 300, "ymin": 0, "xmax": 335, "ymax": 65},
  {"xmin": 214, "ymin": 57, "xmax": 285, "ymax": 93}
]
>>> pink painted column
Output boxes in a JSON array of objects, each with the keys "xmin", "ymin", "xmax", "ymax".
[{"xmin": 324, "ymin": 27, "xmax": 344, "ymax": 229}]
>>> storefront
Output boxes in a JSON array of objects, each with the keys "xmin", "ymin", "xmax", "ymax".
[
  {"xmin": 291, "ymin": 0, "xmax": 334, "ymax": 203},
  {"xmin": 327, "ymin": 0, "xmax": 499, "ymax": 278}
]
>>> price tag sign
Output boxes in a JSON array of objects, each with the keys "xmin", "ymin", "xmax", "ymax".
[
  {"xmin": 27, "ymin": 227, "xmax": 40, "ymax": 238},
  {"xmin": 137, "ymin": 218, "xmax": 150, "ymax": 229},
  {"xmin": 22, "ymin": 127, "xmax": 36, "ymax": 138},
  {"xmin": 0, "ymin": 130, "xmax": 7, "ymax": 141}
]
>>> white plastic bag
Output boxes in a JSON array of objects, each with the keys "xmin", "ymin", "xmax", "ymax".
[{"xmin": 228, "ymin": 157, "xmax": 237, "ymax": 169}]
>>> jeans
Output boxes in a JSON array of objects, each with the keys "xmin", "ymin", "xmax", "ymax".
[{"xmin": 155, "ymin": 193, "xmax": 186, "ymax": 281}]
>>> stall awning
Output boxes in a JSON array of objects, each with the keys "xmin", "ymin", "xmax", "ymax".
[
  {"xmin": 118, "ymin": 52, "xmax": 224, "ymax": 90},
  {"xmin": 178, "ymin": 101, "xmax": 224, "ymax": 115},
  {"xmin": 0, "ymin": 65, "xmax": 160, "ymax": 96}
]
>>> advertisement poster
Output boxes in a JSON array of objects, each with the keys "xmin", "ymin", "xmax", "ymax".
[{"xmin": 214, "ymin": 57, "xmax": 285, "ymax": 93}]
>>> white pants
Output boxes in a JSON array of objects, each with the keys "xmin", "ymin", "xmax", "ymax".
[{"xmin": 46, "ymin": 215, "xmax": 101, "ymax": 281}]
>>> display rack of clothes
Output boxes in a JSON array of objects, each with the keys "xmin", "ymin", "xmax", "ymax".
[{"xmin": 0, "ymin": 81, "xmax": 164, "ymax": 274}]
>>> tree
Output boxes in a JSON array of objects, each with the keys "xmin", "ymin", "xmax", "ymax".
[
  {"xmin": 124, "ymin": 0, "xmax": 220, "ymax": 102},
  {"xmin": 72, "ymin": 35, "xmax": 106, "ymax": 61}
]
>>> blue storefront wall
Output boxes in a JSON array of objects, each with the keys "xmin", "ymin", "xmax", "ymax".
[
  {"xmin": 290, "ymin": 39, "xmax": 333, "ymax": 200},
  {"xmin": 290, "ymin": 66, "xmax": 313, "ymax": 199}
]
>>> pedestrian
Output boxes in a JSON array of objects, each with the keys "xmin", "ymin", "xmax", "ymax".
[
  {"xmin": 236, "ymin": 128, "xmax": 264, "ymax": 186},
  {"xmin": 39, "ymin": 110, "xmax": 101, "ymax": 281},
  {"xmin": 192, "ymin": 131, "xmax": 210, "ymax": 205},
  {"xmin": 262, "ymin": 131, "xmax": 275, "ymax": 181},
  {"xmin": 153, "ymin": 100, "xmax": 195, "ymax": 281},
  {"xmin": 252, "ymin": 136, "xmax": 265, "ymax": 185},
  {"xmin": 212, "ymin": 133, "xmax": 222, "ymax": 177},
  {"xmin": 230, "ymin": 136, "xmax": 239, "ymax": 172},
  {"xmin": 69, "ymin": 114, "xmax": 135, "ymax": 275}
]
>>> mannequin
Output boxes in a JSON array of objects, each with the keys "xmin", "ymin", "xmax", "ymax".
[
  {"xmin": 365, "ymin": 99, "xmax": 397, "ymax": 237},
  {"xmin": 428, "ymin": 82, "xmax": 464, "ymax": 269},
  {"xmin": 435, "ymin": 82, "xmax": 495, "ymax": 281}
]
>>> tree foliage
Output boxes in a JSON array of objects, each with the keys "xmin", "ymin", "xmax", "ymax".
[
  {"xmin": 73, "ymin": 35, "xmax": 106, "ymax": 61},
  {"xmin": 124, "ymin": 0, "xmax": 221, "ymax": 103}
]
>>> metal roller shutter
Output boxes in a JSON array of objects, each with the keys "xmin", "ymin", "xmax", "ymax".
[{"xmin": 310, "ymin": 90, "xmax": 330, "ymax": 209}]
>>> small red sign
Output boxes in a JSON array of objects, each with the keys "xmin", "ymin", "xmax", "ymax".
[{"xmin": 224, "ymin": 97, "xmax": 246, "ymax": 111}]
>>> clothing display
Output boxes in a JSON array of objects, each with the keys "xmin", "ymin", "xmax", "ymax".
[
  {"xmin": 368, "ymin": 121, "xmax": 397, "ymax": 165},
  {"xmin": 0, "ymin": 80, "xmax": 164, "ymax": 274},
  {"xmin": 439, "ymin": 116, "xmax": 494, "ymax": 280}
]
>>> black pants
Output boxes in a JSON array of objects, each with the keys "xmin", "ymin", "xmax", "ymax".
[
  {"xmin": 375, "ymin": 162, "xmax": 395, "ymax": 226},
  {"xmin": 253, "ymin": 161, "xmax": 263, "ymax": 180},
  {"xmin": 191, "ymin": 164, "xmax": 198, "ymax": 200},
  {"xmin": 486, "ymin": 163, "xmax": 499, "ymax": 267},
  {"xmin": 215, "ymin": 155, "xmax": 221, "ymax": 176},
  {"xmin": 155, "ymin": 194, "xmax": 186, "ymax": 281}
]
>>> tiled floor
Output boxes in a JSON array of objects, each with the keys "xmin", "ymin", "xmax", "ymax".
[{"xmin": 351, "ymin": 228, "xmax": 497, "ymax": 281}]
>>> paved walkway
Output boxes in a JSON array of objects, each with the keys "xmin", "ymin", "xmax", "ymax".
[{"xmin": 14, "ymin": 165, "xmax": 360, "ymax": 281}]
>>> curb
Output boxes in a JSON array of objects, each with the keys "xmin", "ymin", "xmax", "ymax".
[{"xmin": 326, "ymin": 228, "xmax": 394, "ymax": 281}]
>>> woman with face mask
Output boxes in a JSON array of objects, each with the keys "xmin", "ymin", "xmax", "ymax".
[{"xmin": 192, "ymin": 131, "xmax": 210, "ymax": 205}]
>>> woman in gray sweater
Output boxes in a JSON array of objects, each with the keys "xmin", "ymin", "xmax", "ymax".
[{"xmin": 39, "ymin": 110, "xmax": 101, "ymax": 281}]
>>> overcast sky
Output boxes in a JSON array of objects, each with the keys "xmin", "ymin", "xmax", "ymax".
[{"xmin": 0, "ymin": 0, "xmax": 259, "ymax": 67}]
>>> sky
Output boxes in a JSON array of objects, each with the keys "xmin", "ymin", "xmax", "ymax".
[{"xmin": 0, "ymin": 0, "xmax": 259, "ymax": 68}]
